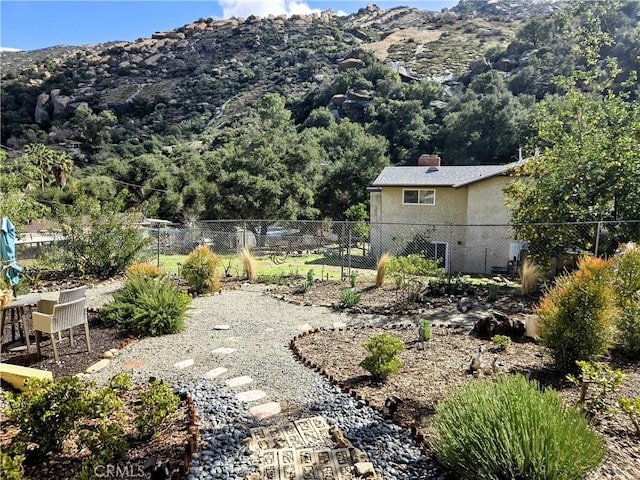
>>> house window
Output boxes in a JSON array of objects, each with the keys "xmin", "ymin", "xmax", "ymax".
[{"xmin": 403, "ymin": 189, "xmax": 435, "ymax": 205}]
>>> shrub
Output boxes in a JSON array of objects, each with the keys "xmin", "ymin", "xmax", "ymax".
[
  {"xmin": 1, "ymin": 376, "xmax": 120, "ymax": 460},
  {"xmin": 419, "ymin": 319, "xmax": 432, "ymax": 342},
  {"xmin": 618, "ymin": 397, "xmax": 640, "ymax": 435},
  {"xmin": 429, "ymin": 374, "xmax": 605, "ymax": 480},
  {"xmin": 388, "ymin": 254, "xmax": 445, "ymax": 302},
  {"xmin": 536, "ymin": 255, "xmax": 618, "ymax": 373},
  {"xmin": 181, "ymin": 245, "xmax": 222, "ymax": 294},
  {"xmin": 349, "ymin": 271, "xmax": 358, "ymax": 288},
  {"xmin": 360, "ymin": 333, "xmax": 404, "ymax": 381},
  {"xmin": 567, "ymin": 361, "xmax": 626, "ymax": 419},
  {"xmin": 239, "ymin": 247, "xmax": 258, "ymax": 281},
  {"xmin": 0, "ymin": 451, "xmax": 24, "ymax": 480},
  {"xmin": 56, "ymin": 209, "xmax": 149, "ymax": 278},
  {"xmin": 610, "ymin": 243, "xmax": 640, "ymax": 357},
  {"xmin": 99, "ymin": 275, "xmax": 191, "ymax": 336},
  {"xmin": 491, "ymin": 334, "xmax": 512, "ymax": 351},
  {"xmin": 375, "ymin": 252, "xmax": 392, "ymax": 287},
  {"xmin": 134, "ymin": 380, "xmax": 180, "ymax": 438},
  {"xmin": 126, "ymin": 262, "xmax": 164, "ymax": 279},
  {"xmin": 521, "ymin": 259, "xmax": 543, "ymax": 295},
  {"xmin": 339, "ymin": 288, "xmax": 361, "ymax": 308}
]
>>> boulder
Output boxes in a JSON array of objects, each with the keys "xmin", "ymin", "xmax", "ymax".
[
  {"xmin": 329, "ymin": 94, "xmax": 347, "ymax": 106},
  {"xmin": 34, "ymin": 93, "xmax": 51, "ymax": 126},
  {"xmin": 469, "ymin": 57, "xmax": 491, "ymax": 75},
  {"xmin": 457, "ymin": 296, "xmax": 474, "ymax": 313},
  {"xmin": 338, "ymin": 58, "xmax": 366, "ymax": 71},
  {"xmin": 50, "ymin": 89, "xmax": 71, "ymax": 120},
  {"xmin": 473, "ymin": 310, "xmax": 525, "ymax": 338},
  {"xmin": 495, "ymin": 57, "xmax": 516, "ymax": 72}
]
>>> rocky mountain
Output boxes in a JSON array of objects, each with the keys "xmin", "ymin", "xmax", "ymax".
[{"xmin": 1, "ymin": 1, "xmax": 568, "ymax": 145}]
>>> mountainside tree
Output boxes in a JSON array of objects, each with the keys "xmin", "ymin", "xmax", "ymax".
[
  {"xmin": 203, "ymin": 94, "xmax": 322, "ymax": 224},
  {"xmin": 313, "ymin": 119, "xmax": 390, "ymax": 219}
]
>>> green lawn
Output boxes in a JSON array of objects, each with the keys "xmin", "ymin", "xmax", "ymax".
[{"xmin": 154, "ymin": 252, "xmax": 377, "ymax": 283}]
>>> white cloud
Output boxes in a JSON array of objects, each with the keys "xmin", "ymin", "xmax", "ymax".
[
  {"xmin": 0, "ymin": 47, "xmax": 23, "ymax": 52},
  {"xmin": 219, "ymin": 0, "xmax": 322, "ymax": 18}
]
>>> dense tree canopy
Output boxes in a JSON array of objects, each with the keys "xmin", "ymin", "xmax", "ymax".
[{"xmin": 506, "ymin": 88, "xmax": 640, "ymax": 264}]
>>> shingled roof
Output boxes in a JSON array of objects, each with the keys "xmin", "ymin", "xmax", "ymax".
[{"xmin": 371, "ymin": 162, "xmax": 520, "ymax": 188}]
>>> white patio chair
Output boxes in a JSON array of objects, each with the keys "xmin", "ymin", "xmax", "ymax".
[
  {"xmin": 37, "ymin": 285, "xmax": 86, "ymax": 342},
  {"xmin": 33, "ymin": 297, "xmax": 91, "ymax": 362}
]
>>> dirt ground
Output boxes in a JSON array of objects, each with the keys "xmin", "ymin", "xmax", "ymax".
[{"xmin": 282, "ymin": 278, "xmax": 640, "ymax": 480}]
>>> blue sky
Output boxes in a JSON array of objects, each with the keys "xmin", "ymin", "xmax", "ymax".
[{"xmin": 1, "ymin": 0, "xmax": 458, "ymax": 51}]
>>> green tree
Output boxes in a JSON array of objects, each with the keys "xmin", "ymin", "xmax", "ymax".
[
  {"xmin": 203, "ymin": 94, "xmax": 322, "ymax": 228},
  {"xmin": 73, "ymin": 104, "xmax": 117, "ymax": 153},
  {"xmin": 506, "ymin": 88, "xmax": 640, "ymax": 265},
  {"xmin": 22, "ymin": 144, "xmax": 74, "ymax": 190},
  {"xmin": 438, "ymin": 72, "xmax": 535, "ymax": 165},
  {"xmin": 314, "ymin": 119, "xmax": 390, "ymax": 219}
]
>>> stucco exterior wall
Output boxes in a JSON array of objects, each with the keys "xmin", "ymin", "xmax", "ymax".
[{"xmin": 370, "ymin": 175, "xmax": 517, "ymax": 274}]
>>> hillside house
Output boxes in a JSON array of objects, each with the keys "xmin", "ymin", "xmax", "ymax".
[{"xmin": 368, "ymin": 155, "xmax": 526, "ymax": 274}]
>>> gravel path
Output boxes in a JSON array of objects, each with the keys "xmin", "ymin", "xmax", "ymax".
[{"xmin": 71, "ymin": 281, "xmax": 444, "ymax": 480}]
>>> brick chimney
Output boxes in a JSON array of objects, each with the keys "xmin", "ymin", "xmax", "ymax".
[{"xmin": 418, "ymin": 154, "xmax": 441, "ymax": 167}]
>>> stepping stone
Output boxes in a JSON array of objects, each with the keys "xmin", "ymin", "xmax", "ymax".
[
  {"xmin": 249, "ymin": 402, "xmax": 281, "ymax": 420},
  {"xmin": 86, "ymin": 359, "xmax": 110, "ymax": 374},
  {"xmin": 174, "ymin": 358, "xmax": 194, "ymax": 369},
  {"xmin": 204, "ymin": 367, "xmax": 228, "ymax": 379},
  {"xmin": 122, "ymin": 359, "xmax": 146, "ymax": 370},
  {"xmin": 236, "ymin": 389, "xmax": 267, "ymax": 402},
  {"xmin": 225, "ymin": 375, "xmax": 253, "ymax": 388},
  {"xmin": 212, "ymin": 347, "xmax": 236, "ymax": 354},
  {"xmin": 212, "ymin": 324, "xmax": 230, "ymax": 330}
]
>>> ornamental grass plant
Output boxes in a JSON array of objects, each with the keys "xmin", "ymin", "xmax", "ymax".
[
  {"xmin": 239, "ymin": 247, "xmax": 258, "ymax": 281},
  {"xmin": 429, "ymin": 374, "xmax": 605, "ymax": 480}
]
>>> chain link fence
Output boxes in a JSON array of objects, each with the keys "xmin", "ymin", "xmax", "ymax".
[{"xmin": 143, "ymin": 219, "xmax": 640, "ymax": 276}]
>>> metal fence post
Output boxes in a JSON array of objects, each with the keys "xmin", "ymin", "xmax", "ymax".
[{"xmin": 340, "ymin": 222, "xmax": 345, "ymax": 280}]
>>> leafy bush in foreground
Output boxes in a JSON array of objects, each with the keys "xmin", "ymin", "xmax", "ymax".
[
  {"xmin": 610, "ymin": 243, "xmax": 640, "ymax": 357},
  {"xmin": 429, "ymin": 374, "xmax": 605, "ymax": 480},
  {"xmin": 99, "ymin": 274, "xmax": 190, "ymax": 336}
]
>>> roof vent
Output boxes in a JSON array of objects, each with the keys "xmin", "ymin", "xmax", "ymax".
[{"xmin": 418, "ymin": 154, "xmax": 441, "ymax": 167}]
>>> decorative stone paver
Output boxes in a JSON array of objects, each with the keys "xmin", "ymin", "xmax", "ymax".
[
  {"xmin": 173, "ymin": 358, "xmax": 194, "ymax": 369},
  {"xmin": 203, "ymin": 367, "xmax": 228, "ymax": 379},
  {"xmin": 251, "ymin": 416, "xmax": 366, "ymax": 480},
  {"xmin": 249, "ymin": 402, "xmax": 282, "ymax": 420},
  {"xmin": 225, "ymin": 375, "xmax": 253, "ymax": 388},
  {"xmin": 236, "ymin": 389, "xmax": 267, "ymax": 402},
  {"xmin": 122, "ymin": 359, "xmax": 146, "ymax": 370},
  {"xmin": 211, "ymin": 347, "xmax": 237, "ymax": 354},
  {"xmin": 85, "ymin": 359, "xmax": 110, "ymax": 374}
]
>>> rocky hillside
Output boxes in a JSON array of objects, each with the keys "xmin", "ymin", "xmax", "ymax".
[{"xmin": 1, "ymin": 1, "xmax": 566, "ymax": 143}]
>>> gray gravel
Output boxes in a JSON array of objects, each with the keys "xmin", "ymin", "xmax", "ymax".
[{"xmin": 82, "ymin": 282, "xmax": 442, "ymax": 480}]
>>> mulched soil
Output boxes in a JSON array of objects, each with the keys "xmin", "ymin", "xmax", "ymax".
[
  {"xmin": 283, "ymin": 278, "xmax": 640, "ymax": 480},
  {"xmin": 1, "ymin": 302, "xmax": 192, "ymax": 480},
  {"xmin": 1, "ymin": 311, "xmax": 133, "ymax": 379}
]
